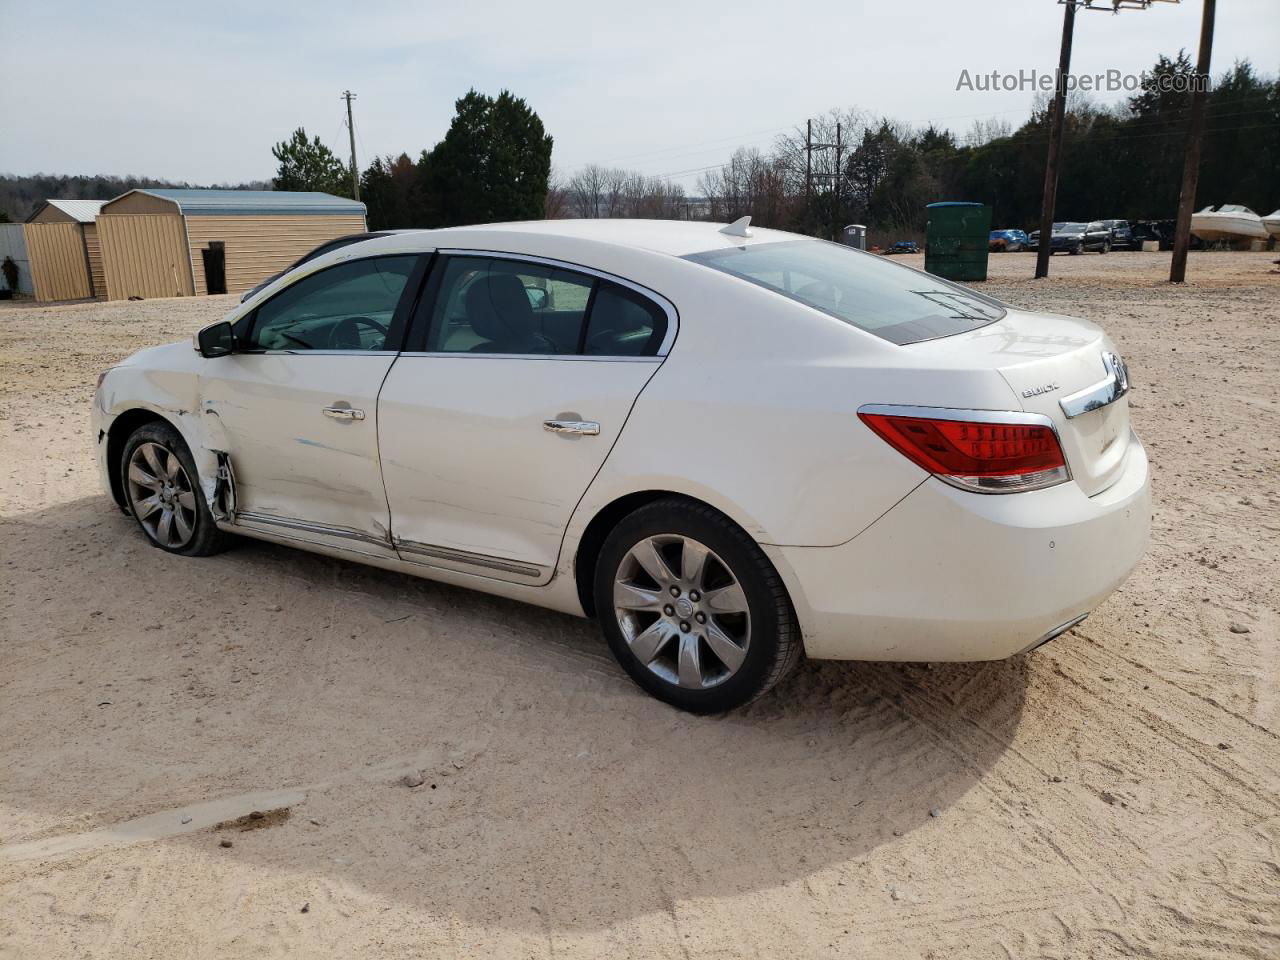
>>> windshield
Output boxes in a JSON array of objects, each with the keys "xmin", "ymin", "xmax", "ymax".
[{"xmin": 684, "ymin": 238, "xmax": 1007, "ymax": 345}]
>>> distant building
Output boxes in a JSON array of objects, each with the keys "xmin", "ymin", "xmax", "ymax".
[
  {"xmin": 96, "ymin": 189, "xmax": 367, "ymax": 300},
  {"xmin": 24, "ymin": 199, "xmax": 106, "ymax": 301}
]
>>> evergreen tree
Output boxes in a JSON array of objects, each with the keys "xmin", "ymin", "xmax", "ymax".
[
  {"xmin": 418, "ymin": 90, "xmax": 553, "ymax": 226},
  {"xmin": 271, "ymin": 128, "xmax": 350, "ymax": 196}
]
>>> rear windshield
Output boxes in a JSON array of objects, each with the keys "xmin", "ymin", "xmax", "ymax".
[{"xmin": 683, "ymin": 239, "xmax": 1006, "ymax": 345}]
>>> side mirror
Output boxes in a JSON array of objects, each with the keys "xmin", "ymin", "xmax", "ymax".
[{"xmin": 195, "ymin": 320, "xmax": 235, "ymax": 358}]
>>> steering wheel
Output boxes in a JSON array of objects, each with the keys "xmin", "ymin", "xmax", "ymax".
[{"xmin": 327, "ymin": 316, "xmax": 390, "ymax": 350}]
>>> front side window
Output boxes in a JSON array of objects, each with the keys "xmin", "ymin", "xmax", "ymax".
[
  {"xmin": 245, "ymin": 256, "xmax": 416, "ymax": 352},
  {"xmin": 426, "ymin": 257, "xmax": 595, "ymax": 355},
  {"xmin": 684, "ymin": 239, "xmax": 1005, "ymax": 346}
]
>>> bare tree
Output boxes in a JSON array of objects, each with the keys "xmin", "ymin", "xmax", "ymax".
[
  {"xmin": 545, "ymin": 167, "xmax": 570, "ymax": 219},
  {"xmin": 564, "ymin": 165, "xmax": 686, "ymax": 219}
]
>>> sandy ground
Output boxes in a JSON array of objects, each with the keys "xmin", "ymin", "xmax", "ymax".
[{"xmin": 1, "ymin": 250, "xmax": 1277, "ymax": 959}]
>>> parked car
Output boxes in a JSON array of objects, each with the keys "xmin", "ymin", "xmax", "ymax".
[
  {"xmin": 1131, "ymin": 219, "xmax": 1202, "ymax": 252},
  {"xmin": 989, "ymin": 229, "xmax": 1029, "ymax": 252},
  {"xmin": 240, "ymin": 231, "xmax": 397, "ymax": 302},
  {"xmin": 889, "ymin": 240, "xmax": 919, "ymax": 254},
  {"xmin": 1100, "ymin": 219, "xmax": 1135, "ymax": 250},
  {"xmin": 94, "ymin": 220, "xmax": 1150, "ymax": 713},
  {"xmin": 1029, "ymin": 222, "xmax": 1112, "ymax": 255}
]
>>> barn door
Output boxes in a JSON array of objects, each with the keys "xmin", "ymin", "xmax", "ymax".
[
  {"xmin": 96, "ymin": 214, "xmax": 195, "ymax": 300},
  {"xmin": 23, "ymin": 223, "xmax": 91, "ymax": 302}
]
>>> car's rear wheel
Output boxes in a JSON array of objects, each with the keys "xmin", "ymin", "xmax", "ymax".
[
  {"xmin": 1101, "ymin": 240, "xmax": 1111, "ymax": 254},
  {"xmin": 120, "ymin": 421, "xmax": 226, "ymax": 557},
  {"xmin": 594, "ymin": 497, "xmax": 801, "ymax": 713}
]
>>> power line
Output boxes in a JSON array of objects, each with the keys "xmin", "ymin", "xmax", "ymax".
[{"xmin": 602, "ymin": 122, "xmax": 797, "ymax": 166}]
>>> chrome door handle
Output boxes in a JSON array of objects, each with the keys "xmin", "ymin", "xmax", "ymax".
[
  {"xmin": 323, "ymin": 405, "xmax": 366, "ymax": 421},
  {"xmin": 543, "ymin": 419, "xmax": 600, "ymax": 436}
]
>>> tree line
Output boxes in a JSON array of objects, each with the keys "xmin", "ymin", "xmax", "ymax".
[
  {"xmin": 695, "ymin": 54, "xmax": 1277, "ymax": 242},
  {"xmin": 0, "ymin": 173, "xmax": 269, "ymax": 222},
  {"xmin": 275, "ymin": 53, "xmax": 1275, "ymax": 244},
  {"xmin": 272, "ymin": 90, "xmax": 554, "ymax": 231}
]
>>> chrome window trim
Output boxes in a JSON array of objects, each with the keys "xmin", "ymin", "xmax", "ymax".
[
  {"xmin": 229, "ymin": 350, "xmax": 400, "ymax": 357},
  {"xmin": 235, "ymin": 511, "xmax": 391, "ymax": 548},
  {"xmin": 395, "ymin": 352, "xmax": 660, "ymax": 363},
  {"xmin": 436, "ymin": 247, "xmax": 679, "ymax": 357},
  {"xmin": 393, "ymin": 538, "xmax": 546, "ymax": 580}
]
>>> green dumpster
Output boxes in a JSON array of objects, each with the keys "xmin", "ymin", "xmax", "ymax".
[{"xmin": 925, "ymin": 201, "xmax": 991, "ymax": 281}]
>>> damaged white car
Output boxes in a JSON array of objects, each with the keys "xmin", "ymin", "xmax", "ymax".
[{"xmin": 94, "ymin": 219, "xmax": 1150, "ymax": 713}]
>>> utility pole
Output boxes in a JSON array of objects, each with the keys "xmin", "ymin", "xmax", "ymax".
[
  {"xmin": 1169, "ymin": 0, "xmax": 1216, "ymax": 283},
  {"xmin": 1034, "ymin": 1, "xmax": 1178, "ymax": 280},
  {"xmin": 805, "ymin": 119, "xmax": 813, "ymax": 221},
  {"xmin": 1034, "ymin": 1, "xmax": 1076, "ymax": 280},
  {"xmin": 342, "ymin": 90, "xmax": 360, "ymax": 202},
  {"xmin": 833, "ymin": 121, "xmax": 843, "ymax": 241}
]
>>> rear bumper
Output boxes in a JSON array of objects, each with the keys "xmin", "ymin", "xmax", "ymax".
[{"xmin": 774, "ymin": 432, "xmax": 1151, "ymax": 661}]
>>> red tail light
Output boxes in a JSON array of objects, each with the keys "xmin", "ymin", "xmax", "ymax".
[{"xmin": 858, "ymin": 408, "xmax": 1069, "ymax": 493}]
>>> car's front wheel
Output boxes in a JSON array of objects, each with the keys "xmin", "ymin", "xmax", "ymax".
[
  {"xmin": 120, "ymin": 421, "xmax": 226, "ymax": 557},
  {"xmin": 594, "ymin": 497, "xmax": 801, "ymax": 713}
]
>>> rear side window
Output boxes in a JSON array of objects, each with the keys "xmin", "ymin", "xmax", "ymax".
[
  {"xmin": 421, "ymin": 256, "xmax": 668, "ymax": 357},
  {"xmin": 427, "ymin": 257, "xmax": 593, "ymax": 355},
  {"xmin": 684, "ymin": 239, "xmax": 1005, "ymax": 345},
  {"xmin": 584, "ymin": 282, "xmax": 665, "ymax": 356}
]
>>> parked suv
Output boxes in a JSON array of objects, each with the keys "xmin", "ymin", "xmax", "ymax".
[
  {"xmin": 1030, "ymin": 222, "xmax": 1112, "ymax": 255},
  {"xmin": 1100, "ymin": 220, "xmax": 1135, "ymax": 250}
]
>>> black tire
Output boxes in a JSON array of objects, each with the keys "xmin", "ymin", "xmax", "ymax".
[
  {"xmin": 594, "ymin": 497, "xmax": 801, "ymax": 713},
  {"xmin": 119, "ymin": 421, "xmax": 227, "ymax": 557},
  {"xmin": 1071, "ymin": 243, "xmax": 1083, "ymax": 255},
  {"xmin": 1101, "ymin": 240, "xmax": 1111, "ymax": 254}
]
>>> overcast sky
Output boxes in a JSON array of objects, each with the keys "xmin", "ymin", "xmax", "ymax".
[{"xmin": 3, "ymin": 0, "xmax": 1276, "ymax": 189}]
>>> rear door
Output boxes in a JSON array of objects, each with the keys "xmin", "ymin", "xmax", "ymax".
[
  {"xmin": 377, "ymin": 252, "xmax": 674, "ymax": 584},
  {"xmin": 200, "ymin": 253, "xmax": 427, "ymax": 553}
]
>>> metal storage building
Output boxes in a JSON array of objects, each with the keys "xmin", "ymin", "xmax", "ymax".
[
  {"xmin": 23, "ymin": 199, "xmax": 106, "ymax": 301},
  {"xmin": 96, "ymin": 189, "xmax": 367, "ymax": 300},
  {"xmin": 0, "ymin": 224, "xmax": 34, "ymax": 298}
]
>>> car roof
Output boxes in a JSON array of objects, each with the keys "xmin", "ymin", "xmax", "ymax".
[{"xmin": 382, "ymin": 219, "xmax": 803, "ymax": 259}]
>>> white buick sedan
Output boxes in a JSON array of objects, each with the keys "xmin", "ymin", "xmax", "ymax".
[{"xmin": 93, "ymin": 219, "xmax": 1150, "ymax": 712}]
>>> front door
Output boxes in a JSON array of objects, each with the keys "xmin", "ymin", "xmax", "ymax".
[
  {"xmin": 200, "ymin": 253, "xmax": 424, "ymax": 553},
  {"xmin": 378, "ymin": 253, "xmax": 673, "ymax": 583}
]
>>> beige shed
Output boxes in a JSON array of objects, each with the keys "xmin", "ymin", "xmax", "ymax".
[
  {"xmin": 24, "ymin": 200, "xmax": 106, "ymax": 302},
  {"xmin": 96, "ymin": 189, "xmax": 367, "ymax": 301}
]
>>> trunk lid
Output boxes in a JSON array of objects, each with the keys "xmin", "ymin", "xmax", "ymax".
[{"xmin": 906, "ymin": 308, "xmax": 1133, "ymax": 496}]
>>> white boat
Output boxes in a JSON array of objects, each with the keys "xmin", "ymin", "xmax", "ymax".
[
  {"xmin": 1262, "ymin": 210, "xmax": 1280, "ymax": 239},
  {"xmin": 1190, "ymin": 205, "xmax": 1270, "ymax": 243}
]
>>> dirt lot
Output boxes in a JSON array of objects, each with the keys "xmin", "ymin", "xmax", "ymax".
[{"xmin": 2, "ymin": 250, "xmax": 1278, "ymax": 959}]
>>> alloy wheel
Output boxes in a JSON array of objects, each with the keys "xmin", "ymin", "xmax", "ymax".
[
  {"xmin": 125, "ymin": 442, "xmax": 198, "ymax": 549},
  {"xmin": 612, "ymin": 534, "xmax": 751, "ymax": 690}
]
